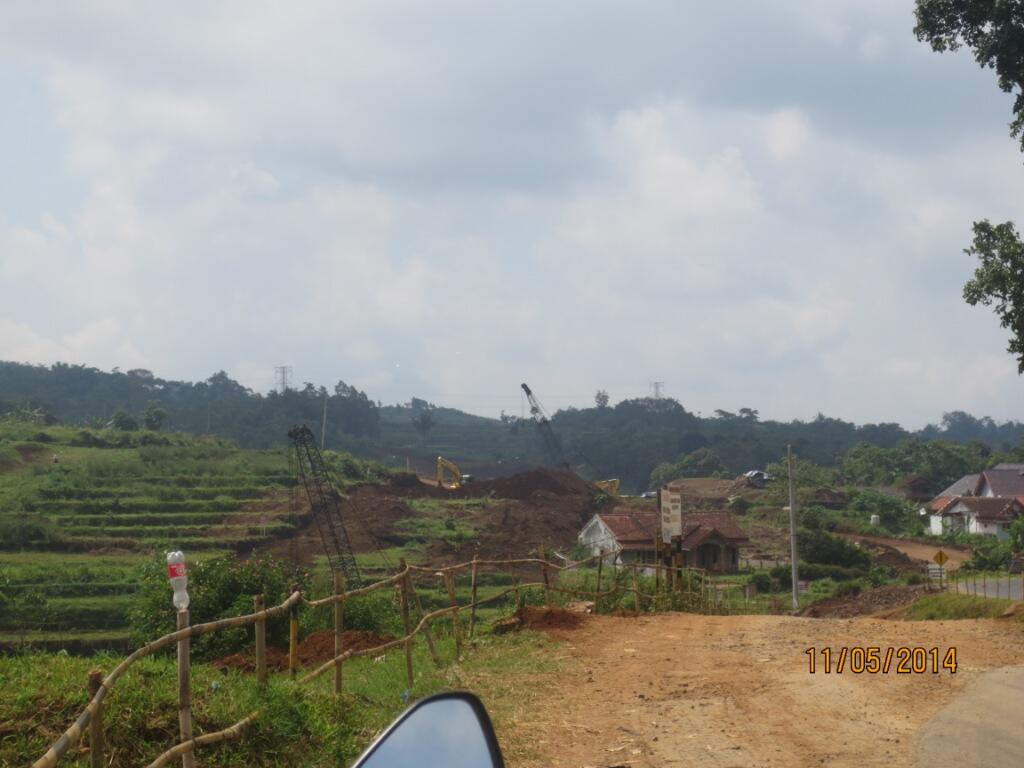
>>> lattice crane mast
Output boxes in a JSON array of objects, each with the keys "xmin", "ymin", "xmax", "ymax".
[
  {"xmin": 288, "ymin": 424, "xmax": 361, "ymax": 585},
  {"xmin": 520, "ymin": 382, "xmax": 570, "ymax": 470}
]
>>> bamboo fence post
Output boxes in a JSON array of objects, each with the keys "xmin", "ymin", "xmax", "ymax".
[
  {"xmin": 253, "ymin": 595, "xmax": 266, "ymax": 688},
  {"xmin": 288, "ymin": 584, "xmax": 299, "ymax": 679},
  {"xmin": 596, "ymin": 550, "xmax": 603, "ymax": 596},
  {"xmin": 444, "ymin": 571, "xmax": 462, "ymax": 659},
  {"xmin": 333, "ymin": 571, "xmax": 345, "ymax": 696},
  {"xmin": 632, "ymin": 565, "xmax": 641, "ymax": 612},
  {"xmin": 87, "ymin": 669, "xmax": 104, "ymax": 768},
  {"xmin": 539, "ymin": 544, "xmax": 550, "ymax": 606},
  {"xmin": 409, "ymin": 573, "xmax": 442, "ymax": 668},
  {"xmin": 398, "ymin": 560, "xmax": 415, "ymax": 688},
  {"xmin": 469, "ymin": 555, "xmax": 479, "ymax": 639},
  {"xmin": 654, "ymin": 540, "xmax": 661, "ymax": 599},
  {"xmin": 176, "ymin": 610, "xmax": 196, "ymax": 768},
  {"xmin": 514, "ymin": 575, "xmax": 523, "ymax": 611}
]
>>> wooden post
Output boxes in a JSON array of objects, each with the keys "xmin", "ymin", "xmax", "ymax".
[
  {"xmin": 87, "ymin": 669, "xmax": 104, "ymax": 768},
  {"xmin": 632, "ymin": 565, "xmax": 641, "ymax": 612},
  {"xmin": 654, "ymin": 539, "xmax": 661, "ymax": 600},
  {"xmin": 444, "ymin": 571, "xmax": 462, "ymax": 659},
  {"xmin": 253, "ymin": 595, "xmax": 266, "ymax": 688},
  {"xmin": 539, "ymin": 544, "xmax": 550, "ymax": 606},
  {"xmin": 398, "ymin": 560, "xmax": 414, "ymax": 688},
  {"xmin": 333, "ymin": 571, "xmax": 345, "ymax": 696},
  {"xmin": 596, "ymin": 550, "xmax": 603, "ymax": 595},
  {"xmin": 288, "ymin": 584, "xmax": 299, "ymax": 679},
  {"xmin": 176, "ymin": 610, "xmax": 196, "ymax": 768},
  {"xmin": 409, "ymin": 573, "xmax": 442, "ymax": 668},
  {"xmin": 469, "ymin": 555, "xmax": 479, "ymax": 639}
]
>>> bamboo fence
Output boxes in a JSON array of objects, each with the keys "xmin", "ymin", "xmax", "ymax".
[{"xmin": 33, "ymin": 551, "xmax": 712, "ymax": 768}]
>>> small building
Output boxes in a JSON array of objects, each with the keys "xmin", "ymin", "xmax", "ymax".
[
  {"xmin": 928, "ymin": 497, "xmax": 1024, "ymax": 540},
  {"xmin": 577, "ymin": 510, "xmax": 658, "ymax": 569},
  {"xmin": 676, "ymin": 513, "xmax": 749, "ymax": 572},
  {"xmin": 577, "ymin": 509, "xmax": 748, "ymax": 573}
]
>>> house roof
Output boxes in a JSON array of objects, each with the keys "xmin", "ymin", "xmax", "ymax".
[
  {"xmin": 979, "ymin": 469, "xmax": 1024, "ymax": 497},
  {"xmin": 678, "ymin": 513, "xmax": 749, "ymax": 550},
  {"xmin": 939, "ymin": 496, "xmax": 1024, "ymax": 522},
  {"xmin": 993, "ymin": 463, "xmax": 1024, "ymax": 471},
  {"xmin": 595, "ymin": 510, "xmax": 659, "ymax": 548},
  {"xmin": 935, "ymin": 474, "xmax": 980, "ymax": 498}
]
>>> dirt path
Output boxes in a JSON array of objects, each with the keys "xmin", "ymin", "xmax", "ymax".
[
  {"xmin": 513, "ymin": 612, "xmax": 1024, "ymax": 768},
  {"xmin": 839, "ymin": 533, "xmax": 970, "ymax": 569}
]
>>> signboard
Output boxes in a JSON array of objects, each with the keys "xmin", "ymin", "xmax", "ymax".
[
  {"xmin": 933, "ymin": 550, "xmax": 949, "ymax": 566},
  {"xmin": 659, "ymin": 487, "xmax": 682, "ymax": 544}
]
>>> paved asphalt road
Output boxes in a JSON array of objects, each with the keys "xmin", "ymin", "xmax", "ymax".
[
  {"xmin": 950, "ymin": 575, "xmax": 1024, "ymax": 601},
  {"xmin": 915, "ymin": 667, "xmax": 1024, "ymax": 768}
]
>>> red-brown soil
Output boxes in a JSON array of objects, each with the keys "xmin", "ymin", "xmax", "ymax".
[
  {"xmin": 212, "ymin": 629, "xmax": 396, "ymax": 672},
  {"xmin": 801, "ymin": 584, "xmax": 932, "ymax": 618}
]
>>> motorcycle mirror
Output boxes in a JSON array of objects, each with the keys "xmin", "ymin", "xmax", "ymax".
[{"xmin": 351, "ymin": 691, "xmax": 505, "ymax": 768}]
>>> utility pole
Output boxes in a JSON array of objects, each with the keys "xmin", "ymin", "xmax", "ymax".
[
  {"xmin": 649, "ymin": 381, "xmax": 664, "ymax": 399},
  {"xmin": 320, "ymin": 389, "xmax": 328, "ymax": 450},
  {"xmin": 787, "ymin": 445, "xmax": 800, "ymax": 612}
]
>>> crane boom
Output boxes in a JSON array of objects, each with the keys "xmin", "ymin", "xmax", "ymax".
[
  {"xmin": 520, "ymin": 382, "xmax": 570, "ymax": 470},
  {"xmin": 288, "ymin": 424, "xmax": 361, "ymax": 584}
]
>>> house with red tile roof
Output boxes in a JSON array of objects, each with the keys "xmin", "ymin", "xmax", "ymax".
[
  {"xmin": 923, "ymin": 466, "xmax": 1024, "ymax": 539},
  {"xmin": 577, "ymin": 508, "xmax": 748, "ymax": 572}
]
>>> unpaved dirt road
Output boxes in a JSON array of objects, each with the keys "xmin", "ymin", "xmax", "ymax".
[
  {"xmin": 512, "ymin": 612, "xmax": 1024, "ymax": 768},
  {"xmin": 839, "ymin": 533, "xmax": 970, "ymax": 569}
]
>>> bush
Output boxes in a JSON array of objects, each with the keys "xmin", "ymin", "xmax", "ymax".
[
  {"xmin": 0, "ymin": 515, "xmax": 64, "ymax": 547},
  {"xmin": 770, "ymin": 562, "xmax": 868, "ymax": 588},
  {"xmin": 749, "ymin": 572, "xmax": 773, "ymax": 593},
  {"xmin": 964, "ymin": 539, "xmax": 1013, "ymax": 571},
  {"xmin": 128, "ymin": 555, "xmax": 310, "ymax": 661},
  {"xmin": 797, "ymin": 528, "xmax": 871, "ymax": 568}
]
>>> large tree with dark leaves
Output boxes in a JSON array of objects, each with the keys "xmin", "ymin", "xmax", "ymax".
[{"xmin": 915, "ymin": 2, "xmax": 1024, "ymax": 372}]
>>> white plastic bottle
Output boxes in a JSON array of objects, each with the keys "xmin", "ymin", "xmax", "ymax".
[{"xmin": 167, "ymin": 550, "xmax": 190, "ymax": 611}]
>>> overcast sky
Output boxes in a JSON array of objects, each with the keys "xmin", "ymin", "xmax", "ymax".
[{"xmin": 2, "ymin": 1, "xmax": 1023, "ymax": 426}]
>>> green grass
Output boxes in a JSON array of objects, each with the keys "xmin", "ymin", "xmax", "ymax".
[
  {"xmin": 902, "ymin": 592, "xmax": 1017, "ymax": 620},
  {"xmin": 1, "ymin": 629, "xmax": 561, "ymax": 767}
]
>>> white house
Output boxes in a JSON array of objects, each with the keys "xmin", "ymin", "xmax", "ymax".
[{"xmin": 927, "ymin": 497, "xmax": 1024, "ymax": 540}]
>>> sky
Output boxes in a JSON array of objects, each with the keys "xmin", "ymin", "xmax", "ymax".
[{"xmin": 2, "ymin": 1, "xmax": 1023, "ymax": 427}]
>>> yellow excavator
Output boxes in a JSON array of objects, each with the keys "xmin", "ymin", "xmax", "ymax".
[
  {"xmin": 594, "ymin": 478, "xmax": 620, "ymax": 496},
  {"xmin": 437, "ymin": 456, "xmax": 473, "ymax": 489}
]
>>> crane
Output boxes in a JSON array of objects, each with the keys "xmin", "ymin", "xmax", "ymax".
[
  {"xmin": 520, "ymin": 382, "xmax": 570, "ymax": 470},
  {"xmin": 520, "ymin": 382, "xmax": 619, "ymax": 495},
  {"xmin": 287, "ymin": 424, "xmax": 361, "ymax": 585}
]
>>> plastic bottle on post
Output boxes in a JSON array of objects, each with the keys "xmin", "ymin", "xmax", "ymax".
[{"xmin": 167, "ymin": 550, "xmax": 190, "ymax": 611}]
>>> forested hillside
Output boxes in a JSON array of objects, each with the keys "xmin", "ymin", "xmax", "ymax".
[{"xmin": 3, "ymin": 361, "xmax": 1023, "ymax": 493}]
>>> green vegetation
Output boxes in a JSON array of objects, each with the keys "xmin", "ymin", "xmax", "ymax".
[
  {"xmin": 0, "ymin": 630, "xmax": 560, "ymax": 767},
  {"xmin": 902, "ymin": 592, "xmax": 1016, "ymax": 620},
  {"xmin": 7, "ymin": 361, "xmax": 1024, "ymax": 494}
]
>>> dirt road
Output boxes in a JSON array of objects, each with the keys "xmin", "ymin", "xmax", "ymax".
[
  {"xmin": 513, "ymin": 612, "xmax": 1024, "ymax": 768},
  {"xmin": 839, "ymin": 533, "xmax": 970, "ymax": 569}
]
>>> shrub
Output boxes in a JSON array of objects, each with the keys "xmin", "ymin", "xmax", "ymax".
[
  {"xmin": 129, "ymin": 554, "xmax": 310, "ymax": 661},
  {"xmin": 749, "ymin": 572, "xmax": 773, "ymax": 593},
  {"xmin": 0, "ymin": 515, "xmax": 64, "ymax": 547},
  {"xmin": 797, "ymin": 528, "xmax": 871, "ymax": 568}
]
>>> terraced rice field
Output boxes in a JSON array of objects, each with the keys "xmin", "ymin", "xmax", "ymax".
[{"xmin": 0, "ymin": 427, "xmax": 298, "ymax": 648}]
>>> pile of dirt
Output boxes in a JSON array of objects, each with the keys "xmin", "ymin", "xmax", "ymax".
[
  {"xmin": 801, "ymin": 584, "xmax": 931, "ymax": 618},
  {"xmin": 493, "ymin": 605, "xmax": 587, "ymax": 634},
  {"xmin": 212, "ymin": 629, "xmax": 396, "ymax": 672},
  {"xmin": 296, "ymin": 629, "xmax": 396, "ymax": 664}
]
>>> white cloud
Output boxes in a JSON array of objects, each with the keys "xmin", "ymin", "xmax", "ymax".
[{"xmin": 1, "ymin": 2, "xmax": 1024, "ymax": 428}]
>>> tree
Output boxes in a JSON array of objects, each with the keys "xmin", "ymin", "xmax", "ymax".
[
  {"xmin": 411, "ymin": 405, "xmax": 435, "ymax": 444},
  {"xmin": 142, "ymin": 400, "xmax": 167, "ymax": 431},
  {"xmin": 111, "ymin": 409, "xmax": 138, "ymax": 431},
  {"xmin": 594, "ymin": 389, "xmax": 610, "ymax": 409},
  {"xmin": 962, "ymin": 220, "xmax": 1024, "ymax": 372},
  {"xmin": 915, "ymin": 1, "xmax": 1024, "ymax": 152}
]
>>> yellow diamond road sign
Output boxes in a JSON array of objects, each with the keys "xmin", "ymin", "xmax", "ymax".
[{"xmin": 934, "ymin": 550, "xmax": 949, "ymax": 566}]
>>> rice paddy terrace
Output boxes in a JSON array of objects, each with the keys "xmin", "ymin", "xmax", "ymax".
[{"xmin": 0, "ymin": 424, "xmax": 299, "ymax": 650}]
